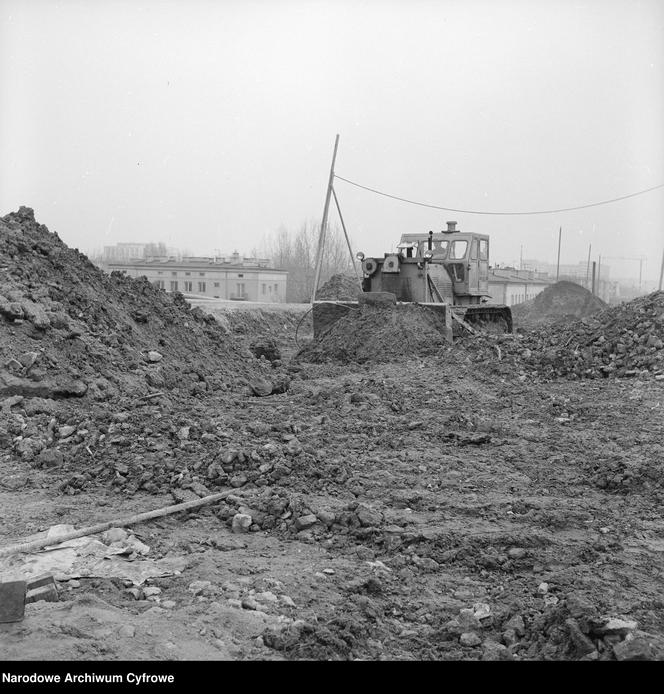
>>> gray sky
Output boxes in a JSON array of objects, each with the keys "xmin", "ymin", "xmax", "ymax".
[{"xmin": 1, "ymin": 0, "xmax": 663, "ymax": 281}]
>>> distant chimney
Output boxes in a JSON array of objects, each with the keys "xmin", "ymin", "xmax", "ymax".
[{"xmin": 446, "ymin": 221, "xmax": 457, "ymax": 232}]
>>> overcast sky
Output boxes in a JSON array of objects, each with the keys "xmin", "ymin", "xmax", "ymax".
[{"xmin": 1, "ymin": 0, "xmax": 663, "ymax": 281}]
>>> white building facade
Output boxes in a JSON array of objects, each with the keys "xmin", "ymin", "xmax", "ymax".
[{"xmin": 108, "ymin": 258, "xmax": 288, "ymax": 302}]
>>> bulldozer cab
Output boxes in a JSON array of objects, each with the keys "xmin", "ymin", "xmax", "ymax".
[{"xmin": 399, "ymin": 229, "xmax": 490, "ymax": 299}]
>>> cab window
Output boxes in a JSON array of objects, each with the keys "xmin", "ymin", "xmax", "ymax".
[
  {"xmin": 479, "ymin": 239, "xmax": 489, "ymax": 260},
  {"xmin": 419, "ymin": 240, "xmax": 449, "ymax": 257},
  {"xmin": 450, "ymin": 240, "xmax": 468, "ymax": 259}
]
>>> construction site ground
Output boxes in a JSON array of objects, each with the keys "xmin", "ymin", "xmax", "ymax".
[
  {"xmin": 3, "ymin": 326, "xmax": 664, "ymax": 661},
  {"xmin": 1, "ymin": 211, "xmax": 664, "ymax": 661}
]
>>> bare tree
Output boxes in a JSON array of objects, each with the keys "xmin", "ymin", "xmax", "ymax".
[{"xmin": 261, "ymin": 220, "xmax": 355, "ymax": 302}]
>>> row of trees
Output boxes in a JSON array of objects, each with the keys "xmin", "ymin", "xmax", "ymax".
[{"xmin": 260, "ymin": 220, "xmax": 358, "ymax": 303}]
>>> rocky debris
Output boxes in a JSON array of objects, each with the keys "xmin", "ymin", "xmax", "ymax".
[
  {"xmin": 188, "ymin": 581, "xmax": 212, "ymax": 596},
  {"xmin": 0, "ymin": 207, "xmax": 279, "ymax": 401},
  {"xmin": 465, "ymin": 290, "xmax": 664, "ymax": 380},
  {"xmin": 612, "ymin": 633, "xmax": 663, "ymax": 661},
  {"xmin": 250, "ymin": 338, "xmax": 281, "ymax": 364}
]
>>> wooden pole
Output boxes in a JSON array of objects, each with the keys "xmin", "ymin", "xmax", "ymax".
[
  {"xmin": 586, "ymin": 243, "xmax": 592, "ymax": 289},
  {"xmin": 592, "ymin": 261, "xmax": 596, "ymax": 295},
  {"xmin": 556, "ymin": 226, "xmax": 561, "ymax": 281},
  {"xmin": 311, "ymin": 134, "xmax": 340, "ymax": 304},
  {"xmin": 0, "ymin": 492, "xmax": 228, "ymax": 558},
  {"xmin": 659, "ymin": 247, "xmax": 664, "ymax": 291},
  {"xmin": 597, "ymin": 254, "xmax": 602, "ymax": 299}
]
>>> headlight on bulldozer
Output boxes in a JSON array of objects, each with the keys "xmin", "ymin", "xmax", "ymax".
[
  {"xmin": 423, "ymin": 250, "xmax": 434, "ymax": 260},
  {"xmin": 356, "ymin": 252, "xmax": 365, "ymax": 261},
  {"xmin": 362, "ymin": 258, "xmax": 378, "ymax": 275}
]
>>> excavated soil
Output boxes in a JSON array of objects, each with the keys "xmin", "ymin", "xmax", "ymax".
[
  {"xmin": 298, "ymin": 303, "xmax": 450, "ymax": 364},
  {"xmin": 316, "ymin": 274, "xmax": 362, "ymax": 301},
  {"xmin": 1, "ymin": 209, "xmax": 664, "ymax": 662},
  {"xmin": 512, "ymin": 281, "xmax": 607, "ymax": 329}
]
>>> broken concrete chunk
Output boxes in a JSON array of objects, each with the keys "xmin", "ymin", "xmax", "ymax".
[
  {"xmin": 231, "ymin": 513, "xmax": 253, "ymax": 534},
  {"xmin": 248, "ymin": 378, "xmax": 273, "ymax": 397},
  {"xmin": 294, "ymin": 514, "xmax": 318, "ymax": 531},
  {"xmin": 356, "ymin": 503, "xmax": 383, "ymax": 527},
  {"xmin": 460, "ymin": 632, "xmax": 482, "ymax": 647}
]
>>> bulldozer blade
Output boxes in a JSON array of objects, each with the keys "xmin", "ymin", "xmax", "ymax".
[{"xmin": 312, "ymin": 298, "xmax": 454, "ymax": 343}]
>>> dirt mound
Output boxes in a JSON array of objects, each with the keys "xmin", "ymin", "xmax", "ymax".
[
  {"xmin": 512, "ymin": 281, "xmax": 606, "ymax": 328},
  {"xmin": 297, "ymin": 303, "xmax": 450, "ymax": 364},
  {"xmin": 0, "ymin": 207, "xmax": 272, "ymax": 401},
  {"xmin": 316, "ymin": 274, "xmax": 361, "ymax": 301},
  {"xmin": 466, "ymin": 290, "xmax": 664, "ymax": 380}
]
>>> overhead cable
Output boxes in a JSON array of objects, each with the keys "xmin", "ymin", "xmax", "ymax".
[{"xmin": 334, "ymin": 175, "xmax": 664, "ymax": 216}]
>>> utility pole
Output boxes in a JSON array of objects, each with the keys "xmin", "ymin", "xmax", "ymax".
[
  {"xmin": 597, "ymin": 254, "xmax": 602, "ymax": 300},
  {"xmin": 556, "ymin": 227, "xmax": 561, "ymax": 281},
  {"xmin": 311, "ymin": 134, "xmax": 340, "ymax": 304},
  {"xmin": 592, "ymin": 261, "xmax": 597, "ymax": 295},
  {"xmin": 586, "ymin": 243, "xmax": 592, "ymax": 290}
]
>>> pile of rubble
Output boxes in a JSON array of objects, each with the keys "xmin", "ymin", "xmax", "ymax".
[
  {"xmin": 0, "ymin": 207, "xmax": 277, "ymax": 402},
  {"xmin": 466, "ymin": 291, "xmax": 664, "ymax": 380},
  {"xmin": 0, "ymin": 207, "xmax": 295, "ymax": 484},
  {"xmin": 512, "ymin": 281, "xmax": 606, "ymax": 329}
]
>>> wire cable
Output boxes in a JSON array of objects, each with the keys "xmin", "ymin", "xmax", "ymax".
[{"xmin": 334, "ymin": 175, "xmax": 664, "ymax": 216}]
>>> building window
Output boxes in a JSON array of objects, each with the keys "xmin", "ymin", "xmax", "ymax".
[
  {"xmin": 262, "ymin": 283, "xmax": 266, "ymax": 295},
  {"xmin": 274, "ymin": 284, "xmax": 278, "ymax": 293},
  {"xmin": 184, "ymin": 281, "xmax": 193, "ymax": 292},
  {"xmin": 170, "ymin": 281, "xmax": 178, "ymax": 291},
  {"xmin": 171, "ymin": 271, "xmax": 177, "ymax": 277},
  {"xmin": 214, "ymin": 282, "xmax": 220, "ymax": 288},
  {"xmin": 238, "ymin": 273, "xmax": 244, "ymax": 278},
  {"xmin": 199, "ymin": 272, "xmax": 205, "ymax": 277},
  {"xmin": 236, "ymin": 282, "xmax": 245, "ymax": 298},
  {"xmin": 185, "ymin": 272, "xmax": 191, "ymax": 276},
  {"xmin": 198, "ymin": 282, "xmax": 206, "ymax": 293},
  {"xmin": 157, "ymin": 271, "xmax": 163, "ymax": 275}
]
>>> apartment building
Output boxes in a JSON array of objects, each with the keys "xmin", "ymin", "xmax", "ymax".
[{"xmin": 108, "ymin": 256, "xmax": 288, "ymax": 302}]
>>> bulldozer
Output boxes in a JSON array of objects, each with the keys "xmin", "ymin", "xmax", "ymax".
[{"xmin": 312, "ymin": 221, "xmax": 513, "ymax": 341}]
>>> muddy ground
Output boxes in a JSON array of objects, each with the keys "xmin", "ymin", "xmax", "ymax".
[{"xmin": 1, "ymin": 210, "xmax": 664, "ymax": 661}]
